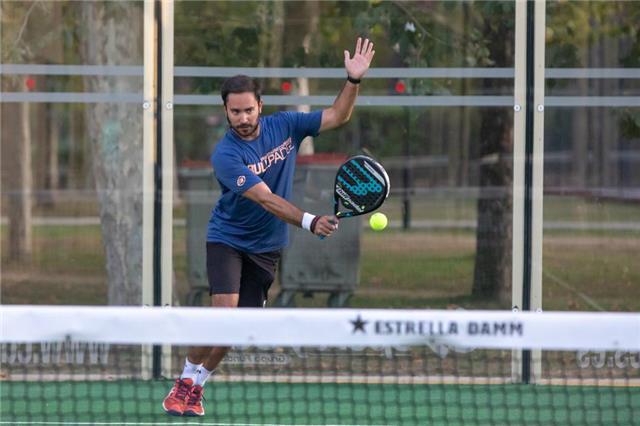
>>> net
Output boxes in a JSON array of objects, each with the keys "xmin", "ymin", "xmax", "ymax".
[{"xmin": 1, "ymin": 306, "xmax": 638, "ymax": 425}]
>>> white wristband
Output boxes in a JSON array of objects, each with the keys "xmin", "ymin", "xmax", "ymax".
[{"xmin": 301, "ymin": 212, "xmax": 316, "ymax": 231}]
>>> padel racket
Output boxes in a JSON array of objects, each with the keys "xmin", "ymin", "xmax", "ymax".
[{"xmin": 332, "ymin": 155, "xmax": 390, "ymax": 218}]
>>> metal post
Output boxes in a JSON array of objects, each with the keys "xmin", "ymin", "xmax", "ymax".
[
  {"xmin": 141, "ymin": 0, "xmax": 157, "ymax": 381},
  {"xmin": 511, "ymin": 0, "xmax": 528, "ymax": 384}
]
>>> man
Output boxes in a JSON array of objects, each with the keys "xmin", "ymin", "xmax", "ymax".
[{"xmin": 163, "ymin": 37, "xmax": 375, "ymax": 417}]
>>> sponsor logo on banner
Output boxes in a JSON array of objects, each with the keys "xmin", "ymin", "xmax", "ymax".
[
  {"xmin": 1, "ymin": 340, "xmax": 110, "ymax": 365},
  {"xmin": 223, "ymin": 351, "xmax": 290, "ymax": 365},
  {"xmin": 349, "ymin": 315, "xmax": 523, "ymax": 338},
  {"xmin": 577, "ymin": 350, "xmax": 640, "ymax": 369},
  {"xmin": 349, "ymin": 314, "xmax": 524, "ymax": 358}
]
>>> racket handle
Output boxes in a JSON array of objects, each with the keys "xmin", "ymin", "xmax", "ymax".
[
  {"xmin": 318, "ymin": 216, "xmax": 339, "ymax": 240},
  {"xmin": 319, "ymin": 219, "xmax": 338, "ymax": 240}
]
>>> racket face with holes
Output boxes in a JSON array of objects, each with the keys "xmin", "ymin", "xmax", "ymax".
[{"xmin": 333, "ymin": 155, "xmax": 390, "ymax": 219}]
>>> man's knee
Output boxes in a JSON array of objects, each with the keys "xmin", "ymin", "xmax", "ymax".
[{"xmin": 211, "ymin": 293, "xmax": 239, "ymax": 307}]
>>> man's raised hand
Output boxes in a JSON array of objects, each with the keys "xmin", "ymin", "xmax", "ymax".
[{"xmin": 344, "ymin": 37, "xmax": 375, "ymax": 80}]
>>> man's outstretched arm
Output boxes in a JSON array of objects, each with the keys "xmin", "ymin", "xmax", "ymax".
[
  {"xmin": 243, "ymin": 182, "xmax": 338, "ymax": 237},
  {"xmin": 320, "ymin": 37, "xmax": 375, "ymax": 132}
]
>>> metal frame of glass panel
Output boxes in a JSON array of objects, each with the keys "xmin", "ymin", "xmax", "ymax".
[
  {"xmin": 141, "ymin": 0, "xmax": 156, "ymax": 381},
  {"xmin": 512, "ymin": 0, "xmax": 545, "ymax": 384},
  {"xmin": 142, "ymin": 0, "xmax": 174, "ymax": 379},
  {"xmin": 160, "ymin": 0, "xmax": 175, "ymax": 379}
]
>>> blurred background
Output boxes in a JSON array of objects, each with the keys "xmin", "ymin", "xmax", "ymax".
[{"xmin": 2, "ymin": 0, "xmax": 639, "ymax": 312}]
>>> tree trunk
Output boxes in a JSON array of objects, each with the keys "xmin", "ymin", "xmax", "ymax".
[
  {"xmin": 600, "ymin": 33, "xmax": 619, "ymax": 187},
  {"xmin": 43, "ymin": 3, "xmax": 63, "ymax": 205},
  {"xmin": 472, "ymin": 110, "xmax": 513, "ymax": 302},
  {"xmin": 471, "ymin": 13, "xmax": 513, "ymax": 303},
  {"xmin": 446, "ymin": 107, "xmax": 460, "ymax": 186},
  {"xmin": 256, "ymin": 2, "xmax": 270, "ymax": 69},
  {"xmin": 68, "ymin": 105, "xmax": 89, "ymax": 189},
  {"xmin": 572, "ymin": 104, "xmax": 589, "ymax": 189},
  {"xmin": 459, "ymin": 3, "xmax": 471, "ymax": 187},
  {"xmin": 429, "ymin": 108, "xmax": 444, "ymax": 184},
  {"xmin": 45, "ymin": 105, "xmax": 60, "ymax": 198},
  {"xmin": 268, "ymin": 1, "xmax": 285, "ymax": 90},
  {"xmin": 460, "ymin": 107, "xmax": 472, "ymax": 186},
  {"xmin": 1, "ymin": 88, "xmax": 33, "ymax": 262},
  {"xmin": 572, "ymin": 26, "xmax": 590, "ymax": 189},
  {"xmin": 296, "ymin": 1, "xmax": 320, "ymax": 156},
  {"xmin": 81, "ymin": 2, "xmax": 143, "ymax": 305},
  {"xmin": 29, "ymin": 2, "xmax": 61, "ymax": 208}
]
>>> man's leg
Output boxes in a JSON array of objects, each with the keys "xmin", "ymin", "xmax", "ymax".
[
  {"xmin": 184, "ymin": 253, "xmax": 278, "ymax": 417},
  {"xmin": 188, "ymin": 243, "xmax": 242, "ymax": 366},
  {"xmin": 164, "ymin": 243, "xmax": 242, "ymax": 416},
  {"xmin": 182, "ymin": 293, "xmax": 238, "ymax": 417},
  {"xmin": 194, "ymin": 247, "xmax": 279, "ymax": 369},
  {"xmin": 238, "ymin": 253, "xmax": 278, "ymax": 307},
  {"xmin": 189, "ymin": 293, "xmax": 238, "ymax": 369}
]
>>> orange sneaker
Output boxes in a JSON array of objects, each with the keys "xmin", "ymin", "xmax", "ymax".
[
  {"xmin": 162, "ymin": 378, "xmax": 193, "ymax": 416},
  {"xmin": 183, "ymin": 384, "xmax": 205, "ymax": 417}
]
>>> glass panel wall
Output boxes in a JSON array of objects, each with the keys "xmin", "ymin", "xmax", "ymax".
[
  {"xmin": 543, "ymin": 1, "xmax": 640, "ymax": 312},
  {"xmin": 1, "ymin": 2, "xmax": 145, "ymax": 305},
  {"xmin": 173, "ymin": 1, "xmax": 516, "ymax": 310}
]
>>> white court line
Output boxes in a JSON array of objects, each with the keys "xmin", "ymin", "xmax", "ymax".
[{"xmin": 544, "ymin": 270, "xmax": 606, "ymax": 311}]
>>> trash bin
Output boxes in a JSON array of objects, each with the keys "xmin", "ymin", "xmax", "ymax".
[
  {"xmin": 275, "ymin": 154, "xmax": 362, "ymax": 307},
  {"xmin": 178, "ymin": 162, "xmax": 219, "ymax": 306}
]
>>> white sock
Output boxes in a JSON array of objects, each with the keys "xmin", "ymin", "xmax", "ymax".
[
  {"xmin": 193, "ymin": 366, "xmax": 214, "ymax": 386},
  {"xmin": 180, "ymin": 357, "xmax": 202, "ymax": 380}
]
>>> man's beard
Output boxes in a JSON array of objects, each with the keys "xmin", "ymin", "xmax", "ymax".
[{"xmin": 228, "ymin": 116, "xmax": 260, "ymax": 139}]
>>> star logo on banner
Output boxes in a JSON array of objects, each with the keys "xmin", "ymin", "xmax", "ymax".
[{"xmin": 350, "ymin": 315, "xmax": 368, "ymax": 334}]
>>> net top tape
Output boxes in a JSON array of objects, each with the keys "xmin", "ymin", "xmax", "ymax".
[{"xmin": 2, "ymin": 306, "xmax": 638, "ymax": 351}]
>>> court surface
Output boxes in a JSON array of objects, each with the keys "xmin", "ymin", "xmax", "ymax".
[{"xmin": 1, "ymin": 380, "xmax": 638, "ymax": 426}]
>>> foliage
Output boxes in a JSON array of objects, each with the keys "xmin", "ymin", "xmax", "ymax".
[{"xmin": 546, "ymin": 1, "xmax": 640, "ymax": 67}]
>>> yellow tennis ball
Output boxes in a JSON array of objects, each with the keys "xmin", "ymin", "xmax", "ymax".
[{"xmin": 369, "ymin": 212, "xmax": 388, "ymax": 231}]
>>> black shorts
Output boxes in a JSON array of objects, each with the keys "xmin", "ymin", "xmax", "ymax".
[{"xmin": 206, "ymin": 242, "xmax": 281, "ymax": 307}]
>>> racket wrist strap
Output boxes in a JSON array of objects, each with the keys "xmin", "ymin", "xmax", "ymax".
[
  {"xmin": 347, "ymin": 75, "xmax": 361, "ymax": 85},
  {"xmin": 301, "ymin": 212, "xmax": 316, "ymax": 232}
]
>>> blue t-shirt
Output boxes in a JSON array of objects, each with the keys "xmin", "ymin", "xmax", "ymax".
[{"xmin": 207, "ymin": 110, "xmax": 323, "ymax": 253}]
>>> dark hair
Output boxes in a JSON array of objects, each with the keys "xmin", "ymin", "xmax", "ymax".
[{"xmin": 220, "ymin": 75, "xmax": 262, "ymax": 105}]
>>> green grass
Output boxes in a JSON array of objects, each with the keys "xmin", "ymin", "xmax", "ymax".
[
  {"xmin": 543, "ymin": 195, "xmax": 640, "ymax": 223},
  {"xmin": 542, "ymin": 234, "xmax": 640, "ymax": 311},
  {"xmin": 0, "ymin": 380, "xmax": 638, "ymax": 425},
  {"xmin": 1, "ymin": 224, "xmax": 105, "ymax": 273}
]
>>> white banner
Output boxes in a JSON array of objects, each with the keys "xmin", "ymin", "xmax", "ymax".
[{"xmin": 2, "ymin": 306, "xmax": 638, "ymax": 351}]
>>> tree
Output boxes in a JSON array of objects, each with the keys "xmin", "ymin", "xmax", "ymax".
[
  {"xmin": 470, "ymin": 2, "xmax": 514, "ymax": 303},
  {"xmin": 291, "ymin": 0, "xmax": 320, "ymax": 155},
  {"xmin": 1, "ymin": 1, "xmax": 38, "ymax": 263},
  {"xmin": 80, "ymin": 2, "xmax": 144, "ymax": 305},
  {"xmin": 38, "ymin": 3, "xmax": 64, "ymax": 206}
]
